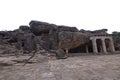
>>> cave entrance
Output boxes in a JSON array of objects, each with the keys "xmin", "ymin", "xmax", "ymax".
[
  {"xmin": 69, "ymin": 44, "xmax": 86, "ymax": 53},
  {"xmin": 90, "ymin": 36, "xmax": 115, "ymax": 53},
  {"xmin": 69, "ymin": 40, "xmax": 94, "ymax": 53},
  {"xmin": 69, "ymin": 41, "xmax": 93, "ymax": 53},
  {"xmin": 96, "ymin": 39, "xmax": 102, "ymax": 52},
  {"xmin": 87, "ymin": 40, "xmax": 93, "ymax": 53}
]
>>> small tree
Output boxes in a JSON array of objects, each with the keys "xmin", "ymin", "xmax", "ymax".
[{"xmin": 112, "ymin": 31, "xmax": 120, "ymax": 50}]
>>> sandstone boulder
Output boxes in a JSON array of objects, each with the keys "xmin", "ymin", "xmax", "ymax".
[
  {"xmin": 58, "ymin": 31, "xmax": 89, "ymax": 50},
  {"xmin": 29, "ymin": 20, "xmax": 56, "ymax": 35},
  {"xmin": 55, "ymin": 49, "xmax": 67, "ymax": 59}
]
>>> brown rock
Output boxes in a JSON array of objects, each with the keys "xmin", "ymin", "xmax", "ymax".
[{"xmin": 58, "ymin": 31, "xmax": 89, "ymax": 50}]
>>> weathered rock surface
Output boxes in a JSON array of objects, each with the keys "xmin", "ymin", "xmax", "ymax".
[
  {"xmin": 58, "ymin": 31, "xmax": 89, "ymax": 50},
  {"xmin": 0, "ymin": 20, "xmax": 119, "ymax": 57},
  {"xmin": 55, "ymin": 49, "xmax": 67, "ymax": 59},
  {"xmin": 29, "ymin": 20, "xmax": 56, "ymax": 35},
  {"xmin": 0, "ymin": 54, "xmax": 120, "ymax": 80}
]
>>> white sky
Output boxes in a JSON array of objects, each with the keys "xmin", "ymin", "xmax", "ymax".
[{"xmin": 0, "ymin": 0, "xmax": 120, "ymax": 33}]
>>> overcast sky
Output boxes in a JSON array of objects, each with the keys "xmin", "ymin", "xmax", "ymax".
[{"xmin": 0, "ymin": 0, "xmax": 120, "ymax": 33}]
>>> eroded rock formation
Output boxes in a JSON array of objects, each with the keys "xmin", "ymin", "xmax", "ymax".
[{"xmin": 0, "ymin": 20, "xmax": 119, "ymax": 58}]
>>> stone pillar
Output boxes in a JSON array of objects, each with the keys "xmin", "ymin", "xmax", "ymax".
[
  {"xmin": 86, "ymin": 45, "xmax": 89, "ymax": 53},
  {"xmin": 92, "ymin": 38, "xmax": 98, "ymax": 53},
  {"xmin": 65, "ymin": 49, "xmax": 69, "ymax": 56},
  {"xmin": 109, "ymin": 38, "xmax": 115, "ymax": 52},
  {"xmin": 101, "ymin": 38, "xmax": 107, "ymax": 53}
]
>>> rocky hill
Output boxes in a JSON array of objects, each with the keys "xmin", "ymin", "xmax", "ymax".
[{"xmin": 0, "ymin": 20, "xmax": 119, "ymax": 58}]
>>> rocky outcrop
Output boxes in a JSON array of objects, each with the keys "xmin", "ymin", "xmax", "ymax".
[
  {"xmin": 29, "ymin": 20, "xmax": 82, "ymax": 50},
  {"xmin": 0, "ymin": 20, "xmax": 117, "ymax": 59},
  {"xmin": 19, "ymin": 26, "xmax": 30, "ymax": 31}
]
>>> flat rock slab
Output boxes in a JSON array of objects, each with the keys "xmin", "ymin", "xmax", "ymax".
[{"xmin": 0, "ymin": 54, "xmax": 120, "ymax": 80}]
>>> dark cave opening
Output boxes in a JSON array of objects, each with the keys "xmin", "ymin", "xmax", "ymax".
[
  {"xmin": 69, "ymin": 44, "xmax": 86, "ymax": 53},
  {"xmin": 96, "ymin": 39, "xmax": 102, "ymax": 52},
  {"xmin": 69, "ymin": 41, "xmax": 93, "ymax": 53},
  {"xmin": 87, "ymin": 40, "xmax": 93, "ymax": 53}
]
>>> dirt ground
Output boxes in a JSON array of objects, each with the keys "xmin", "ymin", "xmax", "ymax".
[{"xmin": 0, "ymin": 53, "xmax": 120, "ymax": 80}]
